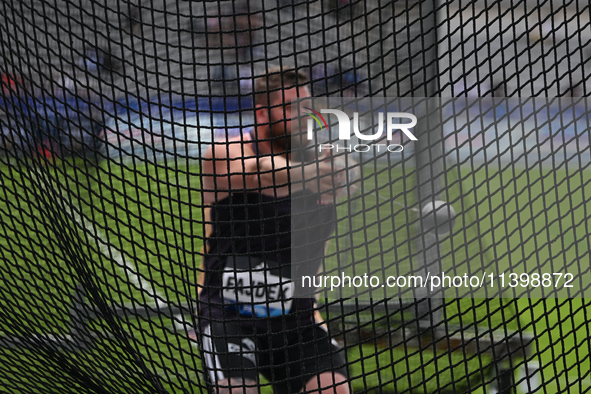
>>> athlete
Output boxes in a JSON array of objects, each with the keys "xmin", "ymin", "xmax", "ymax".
[{"xmin": 198, "ymin": 67, "xmax": 350, "ymax": 394}]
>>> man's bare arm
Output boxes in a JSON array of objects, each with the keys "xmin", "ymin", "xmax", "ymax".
[{"xmin": 203, "ymin": 142, "xmax": 337, "ymax": 198}]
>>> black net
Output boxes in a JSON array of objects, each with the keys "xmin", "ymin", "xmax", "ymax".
[{"xmin": 1, "ymin": 1, "xmax": 590, "ymax": 393}]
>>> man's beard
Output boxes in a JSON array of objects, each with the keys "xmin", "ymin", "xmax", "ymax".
[{"xmin": 269, "ymin": 116, "xmax": 291, "ymax": 151}]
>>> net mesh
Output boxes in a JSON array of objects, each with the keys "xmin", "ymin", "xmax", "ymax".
[{"xmin": 1, "ymin": 0, "xmax": 590, "ymax": 393}]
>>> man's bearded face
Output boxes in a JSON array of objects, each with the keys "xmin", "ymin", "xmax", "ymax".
[{"xmin": 267, "ymin": 87, "xmax": 311, "ymax": 152}]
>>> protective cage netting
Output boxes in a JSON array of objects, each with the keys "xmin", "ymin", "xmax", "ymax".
[{"xmin": 1, "ymin": 0, "xmax": 590, "ymax": 393}]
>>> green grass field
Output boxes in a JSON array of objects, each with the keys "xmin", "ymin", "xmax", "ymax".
[{"xmin": 0, "ymin": 154, "xmax": 590, "ymax": 393}]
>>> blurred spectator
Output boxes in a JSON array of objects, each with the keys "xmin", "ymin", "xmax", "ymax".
[
  {"xmin": 563, "ymin": 84, "xmax": 583, "ymax": 97},
  {"xmin": 492, "ymin": 80, "xmax": 506, "ymax": 97},
  {"xmin": 280, "ymin": 0, "xmax": 308, "ymax": 5},
  {"xmin": 57, "ymin": 73, "xmax": 76, "ymax": 98},
  {"xmin": 339, "ymin": 67, "xmax": 366, "ymax": 97},
  {"xmin": 199, "ymin": 4, "xmax": 261, "ymax": 60},
  {"xmin": 203, "ymin": 16, "xmax": 223, "ymax": 47},
  {"xmin": 341, "ymin": 69, "xmax": 356, "ymax": 96},
  {"xmin": 1, "ymin": 72, "xmax": 22, "ymax": 97},
  {"xmin": 219, "ymin": 17, "xmax": 237, "ymax": 48},
  {"xmin": 79, "ymin": 49, "xmax": 101, "ymax": 74},
  {"xmin": 122, "ymin": 3, "xmax": 141, "ymax": 35},
  {"xmin": 235, "ymin": 15, "xmax": 252, "ymax": 61},
  {"xmin": 214, "ymin": 65, "xmax": 239, "ymax": 94},
  {"xmin": 234, "ymin": 4, "xmax": 262, "ymax": 61},
  {"xmin": 327, "ymin": 0, "xmax": 357, "ymax": 19},
  {"xmin": 311, "ymin": 63, "xmax": 339, "ymax": 95},
  {"xmin": 98, "ymin": 47, "xmax": 121, "ymax": 79},
  {"xmin": 529, "ymin": 14, "xmax": 565, "ymax": 44},
  {"xmin": 77, "ymin": 46, "xmax": 120, "ymax": 80},
  {"xmin": 453, "ymin": 79, "xmax": 489, "ymax": 97},
  {"xmin": 311, "ymin": 64, "xmax": 328, "ymax": 94},
  {"xmin": 238, "ymin": 65, "xmax": 253, "ymax": 94},
  {"xmin": 189, "ymin": 17, "xmax": 206, "ymax": 36}
]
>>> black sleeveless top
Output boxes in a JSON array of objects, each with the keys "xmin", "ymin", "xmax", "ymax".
[{"xmin": 198, "ymin": 135, "xmax": 337, "ymax": 331}]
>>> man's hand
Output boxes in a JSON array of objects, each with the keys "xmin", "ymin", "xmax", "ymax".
[
  {"xmin": 301, "ymin": 160, "xmax": 339, "ymax": 197},
  {"xmin": 331, "ymin": 154, "xmax": 360, "ymax": 201},
  {"xmin": 293, "ymin": 154, "xmax": 359, "ymax": 203}
]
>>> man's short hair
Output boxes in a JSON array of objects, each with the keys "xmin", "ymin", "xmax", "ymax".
[{"xmin": 254, "ymin": 66, "xmax": 309, "ymax": 107}]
